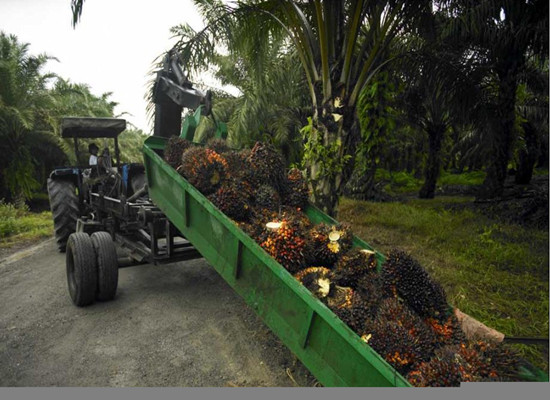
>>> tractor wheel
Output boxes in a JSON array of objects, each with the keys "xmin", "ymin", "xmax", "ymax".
[
  {"xmin": 91, "ymin": 231, "xmax": 119, "ymax": 301},
  {"xmin": 47, "ymin": 178, "xmax": 79, "ymax": 252},
  {"xmin": 66, "ymin": 233, "xmax": 98, "ymax": 307}
]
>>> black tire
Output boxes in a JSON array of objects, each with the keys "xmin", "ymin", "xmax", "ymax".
[
  {"xmin": 66, "ymin": 233, "xmax": 98, "ymax": 307},
  {"xmin": 91, "ymin": 231, "xmax": 119, "ymax": 301},
  {"xmin": 47, "ymin": 178, "xmax": 79, "ymax": 252}
]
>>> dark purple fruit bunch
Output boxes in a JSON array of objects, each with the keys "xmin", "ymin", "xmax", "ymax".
[
  {"xmin": 247, "ymin": 141, "xmax": 286, "ymax": 190},
  {"xmin": 366, "ymin": 318, "xmax": 431, "ymax": 375},
  {"xmin": 294, "ymin": 267, "xmax": 332, "ymax": 299},
  {"xmin": 374, "ymin": 298, "xmax": 439, "ymax": 357},
  {"xmin": 208, "ymin": 179, "xmax": 250, "ymax": 221},
  {"xmin": 381, "ymin": 249, "xmax": 449, "ymax": 321},
  {"xmin": 179, "ymin": 147, "xmax": 228, "ymax": 195},
  {"xmin": 254, "ymin": 184, "xmax": 281, "ymax": 212},
  {"xmin": 206, "ymin": 137, "xmax": 230, "ymax": 154},
  {"xmin": 327, "ymin": 286, "xmax": 371, "ymax": 335},
  {"xmin": 425, "ymin": 314, "xmax": 467, "ymax": 347},
  {"xmin": 354, "ymin": 275, "xmax": 385, "ymax": 318},
  {"xmin": 470, "ymin": 341, "xmax": 521, "ymax": 381},
  {"xmin": 406, "ymin": 351, "xmax": 464, "ymax": 387},
  {"xmin": 306, "ymin": 223, "xmax": 354, "ymax": 267},
  {"xmin": 332, "ymin": 248, "xmax": 378, "ymax": 288},
  {"xmin": 282, "ymin": 168, "xmax": 309, "ymax": 209},
  {"xmin": 164, "ymin": 137, "xmax": 191, "ymax": 169}
]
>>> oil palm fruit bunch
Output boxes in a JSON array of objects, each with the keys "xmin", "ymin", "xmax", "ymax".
[
  {"xmin": 406, "ymin": 351, "xmax": 465, "ymax": 387},
  {"xmin": 282, "ymin": 168, "xmax": 309, "ymax": 209},
  {"xmin": 327, "ymin": 287, "xmax": 371, "ymax": 335},
  {"xmin": 294, "ymin": 267, "xmax": 332, "ymax": 299},
  {"xmin": 224, "ymin": 150, "xmax": 248, "ymax": 179},
  {"xmin": 164, "ymin": 136, "xmax": 191, "ymax": 169},
  {"xmin": 354, "ymin": 275, "xmax": 385, "ymax": 318},
  {"xmin": 425, "ymin": 314, "xmax": 467, "ymax": 346},
  {"xmin": 208, "ymin": 179, "xmax": 250, "ymax": 221},
  {"xmin": 381, "ymin": 249, "xmax": 449, "ymax": 321},
  {"xmin": 471, "ymin": 341, "xmax": 521, "ymax": 380},
  {"xmin": 247, "ymin": 141, "xmax": 286, "ymax": 191},
  {"xmin": 179, "ymin": 147, "xmax": 228, "ymax": 195},
  {"xmin": 332, "ymin": 248, "xmax": 378, "ymax": 288},
  {"xmin": 306, "ymin": 223, "xmax": 353, "ymax": 267},
  {"xmin": 365, "ymin": 319, "xmax": 429, "ymax": 375},
  {"xmin": 206, "ymin": 137, "xmax": 230, "ymax": 154},
  {"xmin": 260, "ymin": 218, "xmax": 307, "ymax": 274},
  {"xmin": 254, "ymin": 184, "xmax": 281, "ymax": 212},
  {"xmin": 375, "ymin": 298, "xmax": 439, "ymax": 357}
]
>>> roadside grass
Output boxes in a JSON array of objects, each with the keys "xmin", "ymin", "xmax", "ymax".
[
  {"xmin": 338, "ymin": 196, "xmax": 549, "ymax": 373},
  {"xmin": 0, "ymin": 201, "xmax": 53, "ymax": 248}
]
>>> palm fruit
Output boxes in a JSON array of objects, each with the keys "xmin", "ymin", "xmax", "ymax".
[
  {"xmin": 365, "ymin": 318, "xmax": 429, "ymax": 375},
  {"xmin": 294, "ymin": 267, "xmax": 332, "ymax": 299},
  {"xmin": 282, "ymin": 168, "xmax": 309, "ymax": 209},
  {"xmin": 208, "ymin": 179, "xmax": 250, "ymax": 221},
  {"xmin": 260, "ymin": 218, "xmax": 307, "ymax": 274},
  {"xmin": 206, "ymin": 137, "xmax": 230, "ymax": 154},
  {"xmin": 471, "ymin": 341, "xmax": 521, "ymax": 380},
  {"xmin": 327, "ymin": 286, "xmax": 371, "ymax": 335},
  {"xmin": 332, "ymin": 248, "xmax": 378, "ymax": 288},
  {"xmin": 224, "ymin": 150, "xmax": 244, "ymax": 175},
  {"xmin": 425, "ymin": 314, "xmax": 467, "ymax": 346},
  {"xmin": 374, "ymin": 298, "xmax": 439, "ymax": 358},
  {"xmin": 306, "ymin": 223, "xmax": 353, "ymax": 267},
  {"xmin": 381, "ymin": 249, "xmax": 449, "ymax": 321},
  {"xmin": 354, "ymin": 274, "xmax": 385, "ymax": 318},
  {"xmin": 179, "ymin": 147, "xmax": 228, "ymax": 195},
  {"xmin": 247, "ymin": 141, "xmax": 286, "ymax": 191},
  {"xmin": 164, "ymin": 137, "xmax": 191, "ymax": 169},
  {"xmin": 406, "ymin": 352, "xmax": 464, "ymax": 387},
  {"xmin": 254, "ymin": 184, "xmax": 281, "ymax": 212}
]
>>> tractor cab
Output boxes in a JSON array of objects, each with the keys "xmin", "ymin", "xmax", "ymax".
[{"xmin": 61, "ymin": 117, "xmax": 125, "ymax": 170}]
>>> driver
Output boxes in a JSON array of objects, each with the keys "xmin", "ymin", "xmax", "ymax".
[{"xmin": 88, "ymin": 143, "xmax": 99, "ymax": 166}]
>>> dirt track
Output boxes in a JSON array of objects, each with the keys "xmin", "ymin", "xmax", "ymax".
[{"xmin": 0, "ymin": 239, "xmax": 313, "ymax": 387}]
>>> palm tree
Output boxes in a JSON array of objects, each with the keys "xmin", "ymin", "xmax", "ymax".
[
  {"xmin": 0, "ymin": 32, "xmax": 57, "ymax": 203},
  {"xmin": 142, "ymin": 1, "xmax": 429, "ymax": 215},
  {"xmin": 440, "ymin": 0, "xmax": 548, "ymax": 199},
  {"xmin": 395, "ymin": 9, "xmax": 479, "ymax": 199}
]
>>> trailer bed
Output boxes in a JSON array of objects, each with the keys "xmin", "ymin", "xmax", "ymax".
[{"xmin": 143, "ymin": 136, "xmax": 547, "ymax": 386}]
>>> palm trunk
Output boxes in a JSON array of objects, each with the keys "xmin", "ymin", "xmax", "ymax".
[
  {"xmin": 477, "ymin": 70, "xmax": 518, "ymax": 200},
  {"xmin": 515, "ymin": 121, "xmax": 539, "ymax": 184},
  {"xmin": 305, "ymin": 109, "xmax": 356, "ymax": 217},
  {"xmin": 419, "ymin": 124, "xmax": 445, "ymax": 199}
]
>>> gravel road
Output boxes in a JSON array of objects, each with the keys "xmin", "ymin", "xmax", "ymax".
[{"xmin": 0, "ymin": 239, "xmax": 313, "ymax": 387}]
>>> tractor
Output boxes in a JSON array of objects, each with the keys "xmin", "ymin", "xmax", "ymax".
[{"xmin": 46, "ymin": 50, "xmax": 215, "ymax": 306}]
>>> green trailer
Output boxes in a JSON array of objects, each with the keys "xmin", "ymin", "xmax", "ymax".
[{"xmin": 142, "ymin": 136, "xmax": 547, "ymax": 387}]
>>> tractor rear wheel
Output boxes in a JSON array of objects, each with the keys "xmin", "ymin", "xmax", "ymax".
[
  {"xmin": 47, "ymin": 178, "xmax": 79, "ymax": 252},
  {"xmin": 91, "ymin": 231, "xmax": 119, "ymax": 301},
  {"xmin": 66, "ymin": 232, "xmax": 98, "ymax": 307}
]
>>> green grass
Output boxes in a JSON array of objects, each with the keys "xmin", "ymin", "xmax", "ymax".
[
  {"xmin": 338, "ymin": 196, "xmax": 549, "ymax": 373},
  {"xmin": 439, "ymin": 170, "xmax": 485, "ymax": 186},
  {"xmin": 0, "ymin": 201, "xmax": 53, "ymax": 247},
  {"xmin": 375, "ymin": 169, "xmax": 486, "ymax": 195}
]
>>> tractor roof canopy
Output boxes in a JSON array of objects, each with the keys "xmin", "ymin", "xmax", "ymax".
[{"xmin": 61, "ymin": 117, "xmax": 127, "ymax": 139}]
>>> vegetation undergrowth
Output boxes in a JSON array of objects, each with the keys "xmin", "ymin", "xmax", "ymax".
[
  {"xmin": 376, "ymin": 169, "xmax": 486, "ymax": 195},
  {"xmin": 0, "ymin": 201, "xmax": 53, "ymax": 248},
  {"xmin": 338, "ymin": 196, "xmax": 549, "ymax": 373}
]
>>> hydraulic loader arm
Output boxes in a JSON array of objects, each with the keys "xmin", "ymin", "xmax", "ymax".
[{"xmin": 152, "ymin": 49, "xmax": 212, "ymax": 137}]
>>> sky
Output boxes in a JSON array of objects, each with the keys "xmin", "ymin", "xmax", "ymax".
[{"xmin": 0, "ymin": 0, "xmax": 210, "ymax": 133}]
